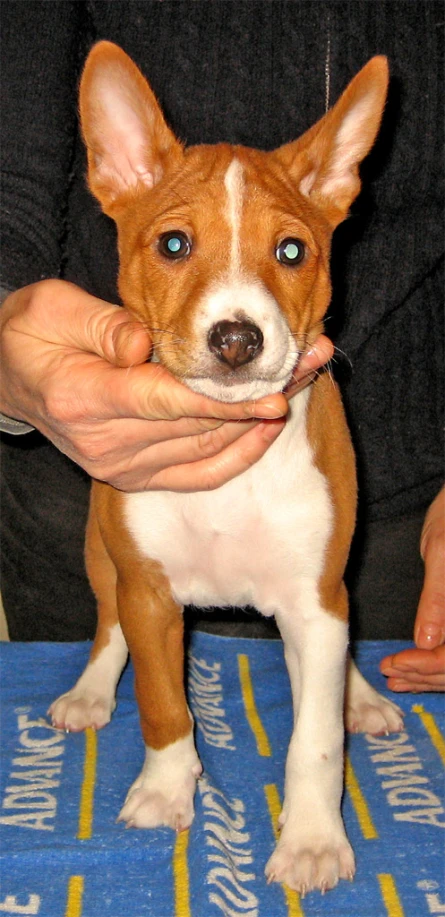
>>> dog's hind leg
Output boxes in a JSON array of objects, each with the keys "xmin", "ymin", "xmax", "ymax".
[
  {"xmin": 345, "ymin": 656, "xmax": 404, "ymax": 735},
  {"xmin": 48, "ymin": 492, "xmax": 128, "ymax": 732}
]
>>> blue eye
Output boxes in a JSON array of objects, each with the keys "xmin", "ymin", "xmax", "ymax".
[
  {"xmin": 158, "ymin": 231, "xmax": 192, "ymax": 260},
  {"xmin": 276, "ymin": 238, "xmax": 305, "ymax": 266}
]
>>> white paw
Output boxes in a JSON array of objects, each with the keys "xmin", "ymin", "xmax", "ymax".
[
  {"xmin": 48, "ymin": 690, "xmax": 115, "ymax": 732},
  {"xmin": 346, "ymin": 660, "xmax": 404, "ymax": 735},
  {"xmin": 346, "ymin": 687, "xmax": 404, "ymax": 735},
  {"xmin": 117, "ymin": 734, "xmax": 202, "ymax": 831},
  {"xmin": 118, "ymin": 780, "xmax": 195, "ymax": 831},
  {"xmin": 265, "ymin": 826, "xmax": 355, "ymax": 896},
  {"xmin": 118, "ymin": 762, "xmax": 202, "ymax": 831}
]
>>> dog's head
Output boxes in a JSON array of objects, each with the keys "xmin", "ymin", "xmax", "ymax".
[{"xmin": 80, "ymin": 42, "xmax": 388, "ymax": 402}]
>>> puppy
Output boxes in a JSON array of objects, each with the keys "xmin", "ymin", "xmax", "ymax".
[{"xmin": 50, "ymin": 43, "xmax": 403, "ymax": 895}]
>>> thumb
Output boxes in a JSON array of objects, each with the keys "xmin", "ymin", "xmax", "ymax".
[
  {"xmin": 45, "ymin": 282, "xmax": 153, "ymax": 367},
  {"xmin": 415, "ymin": 487, "xmax": 445, "ymax": 649},
  {"xmin": 414, "ymin": 546, "xmax": 445, "ymax": 649},
  {"xmin": 109, "ymin": 318, "xmax": 153, "ymax": 367}
]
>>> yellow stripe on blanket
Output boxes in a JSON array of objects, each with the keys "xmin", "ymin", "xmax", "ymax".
[
  {"xmin": 238, "ymin": 654, "xmax": 271, "ymax": 757},
  {"xmin": 345, "ymin": 754, "xmax": 378, "ymax": 840},
  {"xmin": 264, "ymin": 784, "xmax": 305, "ymax": 917},
  {"xmin": 378, "ymin": 873, "xmax": 405, "ymax": 917},
  {"xmin": 65, "ymin": 875, "xmax": 84, "ymax": 917},
  {"xmin": 174, "ymin": 829, "xmax": 191, "ymax": 917},
  {"xmin": 77, "ymin": 728, "xmax": 97, "ymax": 840},
  {"xmin": 412, "ymin": 704, "xmax": 445, "ymax": 765}
]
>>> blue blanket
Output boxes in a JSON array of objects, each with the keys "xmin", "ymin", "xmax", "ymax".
[{"xmin": 0, "ymin": 635, "xmax": 443, "ymax": 917}]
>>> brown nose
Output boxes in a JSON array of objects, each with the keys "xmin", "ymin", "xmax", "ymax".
[{"xmin": 208, "ymin": 320, "xmax": 264, "ymax": 369}]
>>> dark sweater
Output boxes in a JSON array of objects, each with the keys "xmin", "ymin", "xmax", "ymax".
[{"xmin": 1, "ymin": 1, "xmax": 443, "ymax": 640}]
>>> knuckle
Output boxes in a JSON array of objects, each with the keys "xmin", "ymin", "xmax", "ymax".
[
  {"xmin": 78, "ymin": 440, "xmax": 105, "ymax": 464},
  {"xmin": 43, "ymin": 385, "xmax": 82, "ymax": 426},
  {"xmin": 28, "ymin": 278, "xmax": 64, "ymax": 316},
  {"xmin": 194, "ymin": 417, "xmax": 223, "ymax": 434},
  {"xmin": 196, "ymin": 425, "xmax": 229, "ymax": 459},
  {"xmin": 200, "ymin": 468, "xmax": 226, "ymax": 492},
  {"xmin": 43, "ymin": 388, "xmax": 70, "ymax": 424}
]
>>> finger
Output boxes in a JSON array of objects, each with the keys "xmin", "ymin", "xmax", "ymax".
[
  {"xmin": 110, "ymin": 320, "xmax": 153, "ymax": 367},
  {"xmin": 145, "ymin": 418, "xmax": 256, "ymax": 468},
  {"xmin": 381, "ymin": 645, "xmax": 445, "ymax": 674},
  {"xmin": 414, "ymin": 549, "xmax": 445, "ymax": 650},
  {"xmin": 388, "ymin": 669, "xmax": 445, "ymax": 686},
  {"xmin": 284, "ymin": 334, "xmax": 334, "ymax": 399},
  {"xmin": 297, "ymin": 334, "xmax": 334, "ymax": 377},
  {"xmin": 77, "ymin": 414, "xmax": 226, "ymax": 452},
  {"xmin": 284, "ymin": 372, "xmax": 317, "ymax": 399},
  {"xmin": 80, "ymin": 304, "xmax": 152, "ymax": 367},
  {"xmin": 106, "ymin": 418, "xmax": 257, "ymax": 488},
  {"xmin": 384, "ymin": 675, "xmax": 445, "ymax": 693},
  {"xmin": 146, "ymin": 417, "xmax": 286, "ymax": 492},
  {"xmin": 380, "ymin": 645, "xmax": 445, "ymax": 693},
  {"xmin": 99, "ymin": 361, "xmax": 289, "ymax": 423},
  {"xmin": 29, "ymin": 280, "xmax": 152, "ymax": 365}
]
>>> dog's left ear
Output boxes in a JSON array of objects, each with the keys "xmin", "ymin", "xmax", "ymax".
[
  {"xmin": 79, "ymin": 41, "xmax": 183, "ymax": 217},
  {"xmin": 277, "ymin": 57, "xmax": 389, "ymax": 227}
]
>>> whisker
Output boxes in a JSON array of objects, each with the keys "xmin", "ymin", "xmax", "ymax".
[
  {"xmin": 134, "ymin": 318, "xmax": 183, "ymax": 338},
  {"xmin": 153, "ymin": 340, "xmax": 185, "ymax": 349},
  {"xmin": 332, "ymin": 345, "xmax": 353, "ymax": 370},
  {"xmin": 324, "ymin": 360, "xmax": 336, "ymax": 388}
]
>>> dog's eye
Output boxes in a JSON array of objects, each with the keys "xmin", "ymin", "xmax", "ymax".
[
  {"xmin": 158, "ymin": 231, "xmax": 192, "ymax": 260},
  {"xmin": 275, "ymin": 238, "xmax": 305, "ymax": 266}
]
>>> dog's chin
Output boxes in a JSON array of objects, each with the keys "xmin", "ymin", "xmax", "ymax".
[{"xmin": 183, "ymin": 373, "xmax": 293, "ymax": 403}]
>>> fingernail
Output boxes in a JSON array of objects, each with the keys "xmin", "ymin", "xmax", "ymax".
[
  {"xmin": 380, "ymin": 655, "xmax": 395, "ymax": 674},
  {"xmin": 416, "ymin": 623, "xmax": 442, "ymax": 648},
  {"xmin": 248, "ymin": 402, "xmax": 287, "ymax": 419}
]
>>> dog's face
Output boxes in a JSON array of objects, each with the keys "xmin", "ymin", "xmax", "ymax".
[
  {"xmin": 109, "ymin": 143, "xmax": 333, "ymax": 402},
  {"xmin": 80, "ymin": 43, "xmax": 388, "ymax": 402}
]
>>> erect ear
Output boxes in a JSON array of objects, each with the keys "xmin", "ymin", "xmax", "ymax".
[
  {"xmin": 276, "ymin": 57, "xmax": 389, "ymax": 228},
  {"xmin": 79, "ymin": 41, "xmax": 183, "ymax": 216}
]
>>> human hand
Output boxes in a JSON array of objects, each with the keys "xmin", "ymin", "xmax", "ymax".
[
  {"xmin": 0, "ymin": 280, "xmax": 333, "ymax": 492},
  {"xmin": 380, "ymin": 487, "xmax": 445, "ymax": 692}
]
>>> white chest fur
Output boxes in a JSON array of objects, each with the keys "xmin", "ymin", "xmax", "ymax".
[{"xmin": 124, "ymin": 388, "xmax": 333, "ymax": 616}]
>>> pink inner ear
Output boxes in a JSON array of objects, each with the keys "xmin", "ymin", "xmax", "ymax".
[
  {"xmin": 80, "ymin": 42, "xmax": 184, "ymax": 214},
  {"xmin": 88, "ymin": 74, "xmax": 157, "ymax": 195},
  {"xmin": 299, "ymin": 89, "xmax": 385, "ymax": 210}
]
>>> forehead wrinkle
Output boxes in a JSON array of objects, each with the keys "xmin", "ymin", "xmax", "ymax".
[{"xmin": 224, "ymin": 158, "xmax": 245, "ymax": 275}]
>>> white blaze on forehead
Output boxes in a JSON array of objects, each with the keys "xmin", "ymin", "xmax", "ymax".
[
  {"xmin": 187, "ymin": 156, "xmax": 298, "ymax": 403},
  {"xmin": 224, "ymin": 158, "xmax": 245, "ymax": 274}
]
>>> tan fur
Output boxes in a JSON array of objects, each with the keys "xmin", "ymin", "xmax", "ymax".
[
  {"xmin": 87, "ymin": 482, "xmax": 190, "ymax": 749},
  {"xmin": 306, "ymin": 373, "xmax": 357, "ymax": 620},
  {"xmin": 48, "ymin": 46, "xmax": 406, "ymax": 892},
  {"xmin": 77, "ymin": 44, "xmax": 388, "ymax": 751}
]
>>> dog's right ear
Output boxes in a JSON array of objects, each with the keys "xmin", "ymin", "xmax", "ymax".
[{"xmin": 79, "ymin": 42, "xmax": 183, "ymax": 216}]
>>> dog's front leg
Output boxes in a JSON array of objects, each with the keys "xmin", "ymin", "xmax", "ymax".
[
  {"xmin": 116, "ymin": 565, "xmax": 202, "ymax": 831},
  {"xmin": 267, "ymin": 587, "xmax": 354, "ymax": 895}
]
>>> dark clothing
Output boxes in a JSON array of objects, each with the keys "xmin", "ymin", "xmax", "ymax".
[{"xmin": 1, "ymin": 1, "xmax": 443, "ymax": 640}]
